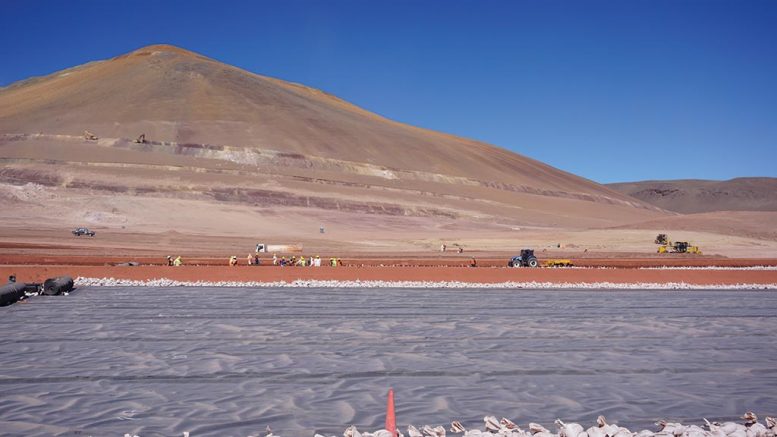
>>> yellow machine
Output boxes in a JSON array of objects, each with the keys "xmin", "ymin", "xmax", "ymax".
[
  {"xmin": 543, "ymin": 259, "xmax": 574, "ymax": 267},
  {"xmin": 656, "ymin": 236, "xmax": 702, "ymax": 254}
]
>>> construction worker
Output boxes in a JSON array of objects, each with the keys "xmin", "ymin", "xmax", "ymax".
[
  {"xmin": 166, "ymin": 256, "xmax": 173, "ymax": 266},
  {"xmin": 314, "ymin": 255, "xmax": 321, "ymax": 267},
  {"xmin": 272, "ymin": 254, "xmax": 278, "ymax": 265},
  {"xmin": 173, "ymin": 256, "xmax": 182, "ymax": 266},
  {"xmin": 229, "ymin": 256, "xmax": 238, "ymax": 266},
  {"xmin": 247, "ymin": 254, "xmax": 254, "ymax": 265},
  {"xmin": 254, "ymin": 254, "xmax": 261, "ymax": 265}
]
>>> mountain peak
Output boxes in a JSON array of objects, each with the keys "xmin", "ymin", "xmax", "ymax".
[{"xmin": 120, "ymin": 44, "xmax": 207, "ymax": 60}]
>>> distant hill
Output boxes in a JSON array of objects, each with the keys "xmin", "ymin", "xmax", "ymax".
[
  {"xmin": 607, "ymin": 178, "xmax": 777, "ymax": 213},
  {"xmin": 0, "ymin": 44, "xmax": 661, "ymax": 234}
]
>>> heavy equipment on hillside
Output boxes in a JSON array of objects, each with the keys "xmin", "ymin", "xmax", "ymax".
[
  {"xmin": 654, "ymin": 234, "xmax": 702, "ymax": 254},
  {"xmin": 83, "ymin": 130, "xmax": 98, "ymax": 141},
  {"xmin": 72, "ymin": 227, "xmax": 95, "ymax": 237}
]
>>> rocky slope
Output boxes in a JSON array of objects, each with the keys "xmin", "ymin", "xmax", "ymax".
[{"xmin": 608, "ymin": 178, "xmax": 777, "ymax": 213}]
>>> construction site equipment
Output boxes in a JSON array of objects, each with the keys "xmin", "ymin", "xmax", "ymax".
[
  {"xmin": 256, "ymin": 244, "xmax": 304, "ymax": 253},
  {"xmin": 657, "ymin": 241, "xmax": 702, "ymax": 254},
  {"xmin": 72, "ymin": 227, "xmax": 95, "ymax": 237},
  {"xmin": 508, "ymin": 249, "xmax": 539, "ymax": 268},
  {"xmin": 134, "ymin": 133, "xmax": 146, "ymax": 143},
  {"xmin": 83, "ymin": 130, "xmax": 98, "ymax": 141},
  {"xmin": 654, "ymin": 234, "xmax": 702, "ymax": 254},
  {"xmin": 544, "ymin": 259, "xmax": 574, "ymax": 267}
]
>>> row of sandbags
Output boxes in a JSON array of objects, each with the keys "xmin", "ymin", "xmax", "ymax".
[{"xmin": 317, "ymin": 414, "xmax": 777, "ymax": 437}]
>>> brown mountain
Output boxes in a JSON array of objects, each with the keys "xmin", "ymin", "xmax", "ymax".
[
  {"xmin": 0, "ymin": 44, "xmax": 670, "ymax": 253},
  {"xmin": 607, "ymin": 178, "xmax": 777, "ymax": 214}
]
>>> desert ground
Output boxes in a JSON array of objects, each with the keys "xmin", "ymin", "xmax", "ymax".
[
  {"xmin": 2, "ymin": 187, "xmax": 777, "ymax": 286},
  {"xmin": 2, "ymin": 225, "xmax": 777, "ymax": 287}
]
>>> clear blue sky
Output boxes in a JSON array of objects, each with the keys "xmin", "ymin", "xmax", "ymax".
[{"xmin": 1, "ymin": 0, "xmax": 775, "ymax": 183}]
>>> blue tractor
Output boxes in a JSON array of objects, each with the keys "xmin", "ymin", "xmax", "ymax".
[{"xmin": 508, "ymin": 249, "xmax": 539, "ymax": 268}]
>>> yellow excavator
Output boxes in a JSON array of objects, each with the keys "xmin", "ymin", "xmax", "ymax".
[{"xmin": 655, "ymin": 234, "xmax": 702, "ymax": 254}]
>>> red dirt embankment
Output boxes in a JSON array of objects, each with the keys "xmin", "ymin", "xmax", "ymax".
[
  {"xmin": 2, "ymin": 265, "xmax": 775, "ymax": 286},
  {"xmin": 1, "ymin": 254, "xmax": 776, "ymax": 268}
]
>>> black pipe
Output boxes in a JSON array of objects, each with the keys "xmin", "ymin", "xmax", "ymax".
[
  {"xmin": 23, "ymin": 283, "xmax": 41, "ymax": 293},
  {"xmin": 42, "ymin": 276, "xmax": 74, "ymax": 296},
  {"xmin": 0, "ymin": 283, "xmax": 26, "ymax": 306}
]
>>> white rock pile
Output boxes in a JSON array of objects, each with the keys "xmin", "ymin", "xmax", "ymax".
[
  {"xmin": 323, "ymin": 413, "xmax": 777, "ymax": 437},
  {"xmin": 124, "ymin": 414, "xmax": 777, "ymax": 437},
  {"xmin": 124, "ymin": 411, "xmax": 777, "ymax": 437},
  {"xmin": 77, "ymin": 277, "xmax": 777, "ymax": 289}
]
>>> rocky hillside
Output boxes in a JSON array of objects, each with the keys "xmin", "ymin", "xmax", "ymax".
[
  {"xmin": 607, "ymin": 178, "xmax": 777, "ymax": 213},
  {"xmin": 0, "ymin": 44, "xmax": 664, "ymax": 235}
]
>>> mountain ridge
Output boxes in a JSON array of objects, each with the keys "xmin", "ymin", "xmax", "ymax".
[{"xmin": 607, "ymin": 177, "xmax": 777, "ymax": 213}]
